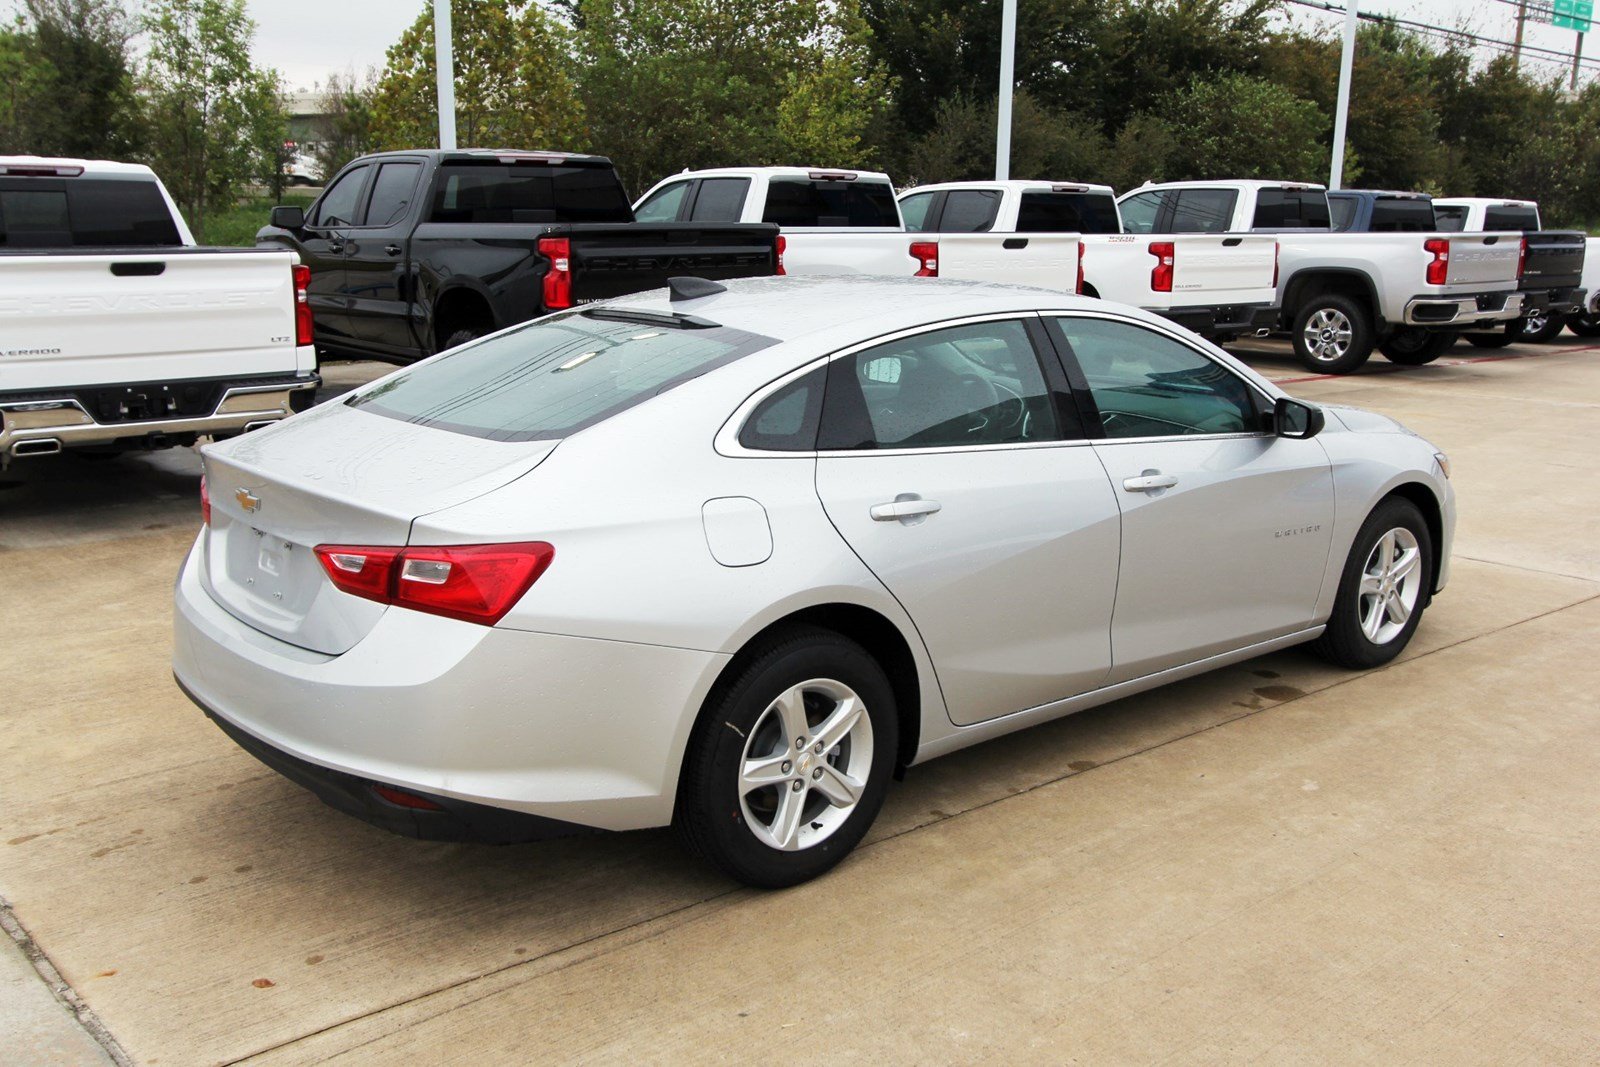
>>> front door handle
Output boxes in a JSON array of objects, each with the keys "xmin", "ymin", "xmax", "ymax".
[
  {"xmin": 384, "ymin": 244, "xmax": 403, "ymax": 257},
  {"xmin": 870, "ymin": 496, "xmax": 942, "ymax": 523},
  {"xmin": 1122, "ymin": 472, "xmax": 1179, "ymax": 492}
]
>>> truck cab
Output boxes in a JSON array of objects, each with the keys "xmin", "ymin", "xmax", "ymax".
[{"xmin": 1327, "ymin": 190, "xmax": 1438, "ymax": 233}]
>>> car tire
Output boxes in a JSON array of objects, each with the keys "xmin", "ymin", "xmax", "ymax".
[
  {"xmin": 675, "ymin": 627, "xmax": 898, "ymax": 888},
  {"xmin": 1311, "ymin": 497, "xmax": 1433, "ymax": 670},
  {"xmin": 1291, "ymin": 293, "xmax": 1374, "ymax": 374},
  {"xmin": 1379, "ymin": 328, "xmax": 1456, "ymax": 365},
  {"xmin": 1509, "ymin": 310, "xmax": 1566, "ymax": 344},
  {"xmin": 1463, "ymin": 331, "xmax": 1515, "ymax": 349},
  {"xmin": 440, "ymin": 327, "xmax": 483, "ymax": 352},
  {"xmin": 1566, "ymin": 314, "xmax": 1600, "ymax": 338}
]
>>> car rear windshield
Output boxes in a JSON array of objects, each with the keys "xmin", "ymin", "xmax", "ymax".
[
  {"xmin": 0, "ymin": 178, "xmax": 182, "ymax": 247},
  {"xmin": 1434, "ymin": 205, "xmax": 1467, "ymax": 231},
  {"xmin": 347, "ymin": 310, "xmax": 776, "ymax": 442},
  {"xmin": 1369, "ymin": 198, "xmax": 1437, "ymax": 232},
  {"xmin": 1484, "ymin": 205, "xmax": 1540, "ymax": 231},
  {"xmin": 428, "ymin": 162, "xmax": 633, "ymax": 224},
  {"xmin": 761, "ymin": 178, "xmax": 899, "ymax": 227},
  {"xmin": 1016, "ymin": 192, "xmax": 1121, "ymax": 234},
  {"xmin": 1251, "ymin": 188, "xmax": 1331, "ymax": 229}
]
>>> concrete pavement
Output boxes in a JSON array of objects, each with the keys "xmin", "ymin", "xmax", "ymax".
[{"xmin": 0, "ymin": 342, "xmax": 1596, "ymax": 1064}]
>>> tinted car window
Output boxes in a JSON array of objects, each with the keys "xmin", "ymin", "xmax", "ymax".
[
  {"xmin": 739, "ymin": 367, "xmax": 825, "ymax": 451},
  {"xmin": 818, "ymin": 320, "xmax": 1061, "ymax": 450},
  {"xmin": 1369, "ymin": 197, "xmax": 1436, "ymax": 232},
  {"xmin": 313, "ymin": 165, "xmax": 369, "ymax": 226},
  {"xmin": 1433, "ymin": 206, "xmax": 1467, "ymax": 232},
  {"xmin": 1017, "ymin": 192, "xmax": 1121, "ymax": 234},
  {"xmin": 1170, "ymin": 189, "xmax": 1239, "ymax": 233},
  {"xmin": 1328, "ymin": 195, "xmax": 1357, "ymax": 232},
  {"xmin": 0, "ymin": 178, "xmax": 181, "ymax": 247},
  {"xmin": 940, "ymin": 190, "xmax": 1000, "ymax": 233},
  {"xmin": 1484, "ymin": 205, "xmax": 1540, "ymax": 231},
  {"xmin": 1251, "ymin": 188, "xmax": 1331, "ymax": 229},
  {"xmin": 634, "ymin": 181, "xmax": 689, "ymax": 223},
  {"xmin": 350, "ymin": 310, "xmax": 775, "ymax": 442},
  {"xmin": 689, "ymin": 177, "xmax": 750, "ymax": 222},
  {"xmin": 1053, "ymin": 317, "xmax": 1261, "ymax": 438},
  {"xmin": 364, "ymin": 161, "xmax": 422, "ymax": 228},
  {"xmin": 1118, "ymin": 191, "xmax": 1165, "ymax": 234},
  {"xmin": 762, "ymin": 178, "xmax": 899, "ymax": 228},
  {"xmin": 429, "ymin": 163, "xmax": 633, "ymax": 224},
  {"xmin": 898, "ymin": 192, "xmax": 938, "ymax": 232}
]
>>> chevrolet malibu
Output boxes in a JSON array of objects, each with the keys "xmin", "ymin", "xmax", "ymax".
[{"xmin": 173, "ymin": 276, "xmax": 1454, "ymax": 887}]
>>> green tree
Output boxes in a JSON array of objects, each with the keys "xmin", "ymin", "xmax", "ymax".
[
  {"xmin": 1144, "ymin": 72, "xmax": 1329, "ymax": 183},
  {"xmin": 312, "ymin": 70, "xmax": 380, "ymax": 181},
  {"xmin": 141, "ymin": 0, "xmax": 286, "ymax": 241},
  {"xmin": 0, "ymin": 0, "xmax": 141, "ymax": 158},
  {"xmin": 905, "ymin": 91, "xmax": 1110, "ymax": 186},
  {"xmin": 370, "ymin": 0, "xmax": 586, "ymax": 153}
]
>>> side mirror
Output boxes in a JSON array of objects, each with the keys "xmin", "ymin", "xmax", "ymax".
[
  {"xmin": 1275, "ymin": 396, "xmax": 1326, "ymax": 439},
  {"xmin": 270, "ymin": 205, "xmax": 305, "ymax": 230}
]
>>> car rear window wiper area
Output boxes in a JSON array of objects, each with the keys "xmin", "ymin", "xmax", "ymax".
[{"xmin": 582, "ymin": 307, "xmax": 721, "ymax": 330}]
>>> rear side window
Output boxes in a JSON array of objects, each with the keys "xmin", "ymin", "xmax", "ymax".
[
  {"xmin": 762, "ymin": 178, "xmax": 899, "ymax": 228},
  {"xmin": 1171, "ymin": 189, "xmax": 1239, "ymax": 233},
  {"xmin": 0, "ymin": 178, "xmax": 182, "ymax": 247},
  {"xmin": 1118, "ymin": 191, "xmax": 1166, "ymax": 234},
  {"xmin": 739, "ymin": 368, "xmax": 825, "ymax": 451},
  {"xmin": 1017, "ymin": 192, "xmax": 1121, "ymax": 234},
  {"xmin": 349, "ymin": 311, "xmax": 776, "ymax": 441},
  {"xmin": 688, "ymin": 178, "xmax": 749, "ymax": 222},
  {"xmin": 1369, "ymin": 198, "xmax": 1436, "ymax": 232},
  {"xmin": 429, "ymin": 163, "xmax": 633, "ymax": 224},
  {"xmin": 364, "ymin": 162, "xmax": 422, "ymax": 228},
  {"xmin": 1433, "ymin": 206, "xmax": 1467, "ymax": 232},
  {"xmin": 1484, "ymin": 206, "xmax": 1540, "ymax": 231},
  {"xmin": 1251, "ymin": 189, "xmax": 1330, "ymax": 230},
  {"xmin": 940, "ymin": 190, "xmax": 1000, "ymax": 233}
]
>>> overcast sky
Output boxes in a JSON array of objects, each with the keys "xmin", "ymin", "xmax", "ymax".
[{"xmin": 3, "ymin": 0, "xmax": 1592, "ymax": 91}]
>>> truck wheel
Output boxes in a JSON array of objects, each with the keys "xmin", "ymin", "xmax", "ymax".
[
  {"xmin": 1463, "ymin": 331, "xmax": 1515, "ymax": 349},
  {"xmin": 1567, "ymin": 314, "xmax": 1600, "ymax": 338},
  {"xmin": 441, "ymin": 327, "xmax": 483, "ymax": 352},
  {"xmin": 1291, "ymin": 294, "xmax": 1373, "ymax": 374},
  {"xmin": 1378, "ymin": 328, "xmax": 1456, "ymax": 366},
  {"xmin": 1509, "ymin": 311, "xmax": 1566, "ymax": 344}
]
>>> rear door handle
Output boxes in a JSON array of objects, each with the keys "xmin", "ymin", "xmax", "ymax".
[
  {"xmin": 1122, "ymin": 472, "xmax": 1179, "ymax": 492},
  {"xmin": 870, "ymin": 497, "xmax": 942, "ymax": 523}
]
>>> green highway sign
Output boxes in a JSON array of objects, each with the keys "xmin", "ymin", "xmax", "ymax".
[{"xmin": 1553, "ymin": 0, "xmax": 1592, "ymax": 31}]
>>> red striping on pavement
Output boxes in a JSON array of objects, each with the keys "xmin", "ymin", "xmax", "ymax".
[{"xmin": 1270, "ymin": 341, "xmax": 1600, "ymax": 385}]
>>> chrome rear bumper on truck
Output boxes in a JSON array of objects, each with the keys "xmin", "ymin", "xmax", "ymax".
[
  {"xmin": 0, "ymin": 374, "xmax": 319, "ymax": 462},
  {"xmin": 1403, "ymin": 290, "xmax": 1525, "ymax": 327}
]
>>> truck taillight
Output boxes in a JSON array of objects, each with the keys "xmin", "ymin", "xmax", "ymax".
[
  {"xmin": 1516, "ymin": 236, "xmax": 1528, "ymax": 279},
  {"xmin": 1424, "ymin": 238, "xmax": 1450, "ymax": 286},
  {"xmin": 537, "ymin": 237, "xmax": 573, "ymax": 309},
  {"xmin": 776, "ymin": 235, "xmax": 786, "ymax": 276},
  {"xmin": 315, "ymin": 541, "xmax": 555, "ymax": 626},
  {"xmin": 1272, "ymin": 241, "xmax": 1280, "ymax": 288},
  {"xmin": 291, "ymin": 264, "xmax": 313, "ymax": 346},
  {"xmin": 199, "ymin": 475, "xmax": 210, "ymax": 527},
  {"xmin": 1149, "ymin": 241, "xmax": 1175, "ymax": 292},
  {"xmin": 910, "ymin": 240, "xmax": 938, "ymax": 278},
  {"xmin": 1076, "ymin": 241, "xmax": 1085, "ymax": 294}
]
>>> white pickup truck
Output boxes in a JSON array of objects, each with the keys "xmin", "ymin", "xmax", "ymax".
[
  {"xmin": 898, "ymin": 180, "xmax": 1280, "ymax": 342},
  {"xmin": 1120, "ymin": 180, "xmax": 1525, "ymax": 372},
  {"xmin": 633, "ymin": 166, "xmax": 913, "ymax": 276},
  {"xmin": 0, "ymin": 157, "xmax": 320, "ymax": 465}
]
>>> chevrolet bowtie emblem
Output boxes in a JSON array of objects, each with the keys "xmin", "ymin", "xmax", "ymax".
[{"xmin": 235, "ymin": 488, "xmax": 262, "ymax": 513}]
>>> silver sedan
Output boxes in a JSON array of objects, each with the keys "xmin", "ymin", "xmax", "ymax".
[{"xmin": 173, "ymin": 276, "xmax": 1454, "ymax": 887}]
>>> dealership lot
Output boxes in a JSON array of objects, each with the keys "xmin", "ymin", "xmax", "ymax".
[{"xmin": 2, "ymin": 339, "xmax": 1597, "ymax": 1063}]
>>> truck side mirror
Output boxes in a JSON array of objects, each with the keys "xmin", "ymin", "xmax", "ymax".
[
  {"xmin": 270, "ymin": 205, "xmax": 305, "ymax": 230},
  {"xmin": 1275, "ymin": 396, "xmax": 1325, "ymax": 439}
]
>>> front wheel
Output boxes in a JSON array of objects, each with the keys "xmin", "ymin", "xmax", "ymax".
[
  {"xmin": 1311, "ymin": 498, "xmax": 1434, "ymax": 670},
  {"xmin": 1379, "ymin": 328, "xmax": 1456, "ymax": 365},
  {"xmin": 1291, "ymin": 294, "xmax": 1374, "ymax": 374},
  {"xmin": 1566, "ymin": 313, "xmax": 1600, "ymax": 338},
  {"xmin": 675, "ymin": 628, "xmax": 898, "ymax": 888}
]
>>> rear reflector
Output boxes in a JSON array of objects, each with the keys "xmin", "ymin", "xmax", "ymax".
[
  {"xmin": 910, "ymin": 240, "xmax": 938, "ymax": 277},
  {"xmin": 371, "ymin": 784, "xmax": 444, "ymax": 810},
  {"xmin": 315, "ymin": 541, "xmax": 554, "ymax": 625},
  {"xmin": 292, "ymin": 264, "xmax": 314, "ymax": 346},
  {"xmin": 538, "ymin": 237, "xmax": 573, "ymax": 309}
]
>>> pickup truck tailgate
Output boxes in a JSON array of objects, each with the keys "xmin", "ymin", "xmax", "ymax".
[
  {"xmin": 1444, "ymin": 235, "xmax": 1521, "ymax": 286},
  {"xmin": 1519, "ymin": 231, "xmax": 1586, "ymax": 290},
  {"xmin": 560, "ymin": 222, "xmax": 779, "ymax": 303},
  {"xmin": 1168, "ymin": 234, "xmax": 1277, "ymax": 298},
  {"xmin": 0, "ymin": 248, "xmax": 302, "ymax": 391},
  {"xmin": 934, "ymin": 233, "xmax": 1082, "ymax": 292}
]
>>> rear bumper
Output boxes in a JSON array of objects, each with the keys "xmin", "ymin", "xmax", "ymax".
[
  {"xmin": 1520, "ymin": 286, "xmax": 1587, "ymax": 316},
  {"xmin": 0, "ymin": 373, "xmax": 319, "ymax": 458},
  {"xmin": 1402, "ymin": 290, "xmax": 1525, "ymax": 327},
  {"xmin": 1156, "ymin": 303, "xmax": 1279, "ymax": 338}
]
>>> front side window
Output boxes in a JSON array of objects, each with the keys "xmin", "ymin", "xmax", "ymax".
[
  {"xmin": 633, "ymin": 181, "xmax": 689, "ymax": 223},
  {"xmin": 1328, "ymin": 195, "xmax": 1358, "ymax": 232},
  {"xmin": 312, "ymin": 165, "xmax": 369, "ymax": 227},
  {"xmin": 940, "ymin": 190, "xmax": 1000, "ymax": 233},
  {"xmin": 1052, "ymin": 317, "xmax": 1262, "ymax": 438},
  {"xmin": 898, "ymin": 191, "xmax": 938, "ymax": 232},
  {"xmin": 364, "ymin": 162, "xmax": 422, "ymax": 228},
  {"xmin": 762, "ymin": 178, "xmax": 899, "ymax": 228},
  {"xmin": 1118, "ymin": 191, "xmax": 1165, "ymax": 234},
  {"xmin": 688, "ymin": 177, "xmax": 749, "ymax": 222},
  {"xmin": 1171, "ymin": 189, "xmax": 1239, "ymax": 233},
  {"xmin": 349, "ymin": 310, "xmax": 775, "ymax": 441},
  {"xmin": 818, "ymin": 319, "xmax": 1063, "ymax": 450}
]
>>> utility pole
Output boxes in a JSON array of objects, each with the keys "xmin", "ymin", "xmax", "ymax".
[
  {"xmin": 1574, "ymin": 31, "xmax": 1586, "ymax": 88},
  {"xmin": 434, "ymin": 0, "xmax": 458, "ymax": 150},
  {"xmin": 1515, "ymin": 0, "xmax": 1528, "ymax": 72},
  {"xmin": 995, "ymin": 0, "xmax": 1017, "ymax": 182},
  {"xmin": 1329, "ymin": 0, "xmax": 1359, "ymax": 189}
]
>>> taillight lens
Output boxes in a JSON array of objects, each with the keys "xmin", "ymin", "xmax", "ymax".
[
  {"xmin": 314, "ymin": 542, "xmax": 554, "ymax": 626},
  {"xmin": 291, "ymin": 264, "xmax": 314, "ymax": 346},
  {"xmin": 910, "ymin": 240, "xmax": 939, "ymax": 277},
  {"xmin": 1272, "ymin": 241, "xmax": 1280, "ymax": 288},
  {"xmin": 1076, "ymin": 241, "xmax": 1085, "ymax": 294},
  {"xmin": 200, "ymin": 475, "xmax": 211, "ymax": 526},
  {"xmin": 1516, "ymin": 236, "xmax": 1528, "ymax": 280},
  {"xmin": 1424, "ymin": 238, "xmax": 1450, "ymax": 286},
  {"xmin": 1149, "ymin": 241, "xmax": 1175, "ymax": 292},
  {"xmin": 537, "ymin": 237, "xmax": 573, "ymax": 309},
  {"xmin": 775, "ymin": 234, "xmax": 786, "ymax": 276}
]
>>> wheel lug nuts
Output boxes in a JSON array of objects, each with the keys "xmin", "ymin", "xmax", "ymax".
[
  {"xmin": 791, "ymin": 779, "xmax": 804, "ymax": 792},
  {"xmin": 781, "ymin": 761, "xmax": 792, "ymax": 774},
  {"xmin": 795, "ymin": 737, "xmax": 806, "ymax": 750},
  {"xmin": 813, "ymin": 742, "xmax": 824, "ymax": 754},
  {"xmin": 812, "ymin": 767, "xmax": 823, "ymax": 780}
]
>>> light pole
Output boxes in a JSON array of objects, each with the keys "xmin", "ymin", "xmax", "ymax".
[
  {"xmin": 434, "ymin": 0, "xmax": 457, "ymax": 150},
  {"xmin": 995, "ymin": 0, "xmax": 1017, "ymax": 181},
  {"xmin": 1329, "ymin": 0, "xmax": 1358, "ymax": 189}
]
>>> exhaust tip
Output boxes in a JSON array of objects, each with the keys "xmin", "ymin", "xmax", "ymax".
[
  {"xmin": 1254, "ymin": 328, "xmax": 1272, "ymax": 337},
  {"xmin": 242, "ymin": 420, "xmax": 280, "ymax": 433},
  {"xmin": 11, "ymin": 438, "xmax": 63, "ymax": 457}
]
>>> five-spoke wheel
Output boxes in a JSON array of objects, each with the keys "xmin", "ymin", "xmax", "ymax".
[{"xmin": 1313, "ymin": 497, "xmax": 1435, "ymax": 668}]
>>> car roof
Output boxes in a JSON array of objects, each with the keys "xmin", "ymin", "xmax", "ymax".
[
  {"xmin": 1432, "ymin": 197, "xmax": 1537, "ymax": 209},
  {"xmin": 668, "ymin": 166, "xmax": 895, "ymax": 183},
  {"xmin": 900, "ymin": 180, "xmax": 1116, "ymax": 196},
  {"xmin": 0, "ymin": 155, "xmax": 158, "ymax": 179},
  {"xmin": 1328, "ymin": 189, "xmax": 1432, "ymax": 200},
  {"xmin": 1125, "ymin": 179, "xmax": 1328, "ymax": 194}
]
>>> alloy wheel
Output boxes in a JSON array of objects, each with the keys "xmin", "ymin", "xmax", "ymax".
[
  {"xmin": 1303, "ymin": 308, "xmax": 1354, "ymax": 363},
  {"xmin": 1358, "ymin": 527, "xmax": 1423, "ymax": 645}
]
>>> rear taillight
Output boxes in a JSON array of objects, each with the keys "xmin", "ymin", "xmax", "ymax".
[
  {"xmin": 1424, "ymin": 238, "xmax": 1450, "ymax": 286},
  {"xmin": 371, "ymin": 784, "xmax": 444, "ymax": 810},
  {"xmin": 775, "ymin": 234, "xmax": 786, "ymax": 276},
  {"xmin": 1149, "ymin": 241, "xmax": 1175, "ymax": 292},
  {"xmin": 537, "ymin": 237, "xmax": 573, "ymax": 309},
  {"xmin": 200, "ymin": 475, "xmax": 210, "ymax": 526},
  {"xmin": 1516, "ymin": 236, "xmax": 1528, "ymax": 279},
  {"xmin": 314, "ymin": 541, "xmax": 554, "ymax": 626},
  {"xmin": 291, "ymin": 264, "xmax": 313, "ymax": 346},
  {"xmin": 1076, "ymin": 241, "xmax": 1085, "ymax": 294},
  {"xmin": 910, "ymin": 240, "xmax": 938, "ymax": 277},
  {"xmin": 1272, "ymin": 241, "xmax": 1280, "ymax": 288}
]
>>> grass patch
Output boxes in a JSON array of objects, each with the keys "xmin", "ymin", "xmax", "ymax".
[{"xmin": 202, "ymin": 193, "xmax": 316, "ymax": 247}]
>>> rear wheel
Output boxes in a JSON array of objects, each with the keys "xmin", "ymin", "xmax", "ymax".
[
  {"xmin": 1463, "ymin": 330, "xmax": 1515, "ymax": 349},
  {"xmin": 1311, "ymin": 498, "xmax": 1433, "ymax": 669},
  {"xmin": 1509, "ymin": 310, "xmax": 1566, "ymax": 344},
  {"xmin": 675, "ymin": 628, "xmax": 897, "ymax": 888},
  {"xmin": 1379, "ymin": 328, "xmax": 1456, "ymax": 365},
  {"xmin": 1291, "ymin": 294, "xmax": 1374, "ymax": 374},
  {"xmin": 440, "ymin": 327, "xmax": 483, "ymax": 352},
  {"xmin": 1566, "ymin": 313, "xmax": 1600, "ymax": 338}
]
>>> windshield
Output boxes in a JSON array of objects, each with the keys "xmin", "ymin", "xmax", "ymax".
[
  {"xmin": 1369, "ymin": 198, "xmax": 1436, "ymax": 232},
  {"xmin": 428, "ymin": 163, "xmax": 632, "ymax": 224},
  {"xmin": 0, "ymin": 178, "xmax": 182, "ymax": 247},
  {"xmin": 762, "ymin": 178, "xmax": 899, "ymax": 227},
  {"xmin": 1017, "ymin": 192, "xmax": 1121, "ymax": 234},
  {"xmin": 349, "ymin": 310, "xmax": 776, "ymax": 441}
]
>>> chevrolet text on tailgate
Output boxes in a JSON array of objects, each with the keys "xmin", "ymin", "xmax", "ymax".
[
  {"xmin": 0, "ymin": 156, "xmax": 319, "ymax": 465},
  {"xmin": 1119, "ymin": 180, "xmax": 1524, "ymax": 372}
]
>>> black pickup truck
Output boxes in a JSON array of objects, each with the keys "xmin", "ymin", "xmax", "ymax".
[
  {"xmin": 257, "ymin": 149, "xmax": 781, "ymax": 362},
  {"xmin": 1435, "ymin": 198, "xmax": 1587, "ymax": 345}
]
